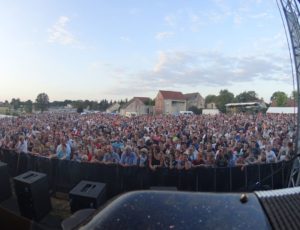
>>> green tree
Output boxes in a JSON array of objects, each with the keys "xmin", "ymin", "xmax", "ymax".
[
  {"xmin": 205, "ymin": 95, "xmax": 217, "ymax": 105},
  {"xmin": 24, "ymin": 100, "xmax": 33, "ymax": 113},
  {"xmin": 291, "ymin": 90, "xmax": 298, "ymax": 103},
  {"xmin": 271, "ymin": 91, "xmax": 288, "ymax": 107},
  {"xmin": 77, "ymin": 106, "xmax": 84, "ymax": 113},
  {"xmin": 235, "ymin": 91, "xmax": 258, "ymax": 102},
  {"xmin": 145, "ymin": 98, "xmax": 155, "ymax": 106},
  {"xmin": 188, "ymin": 106, "xmax": 202, "ymax": 115},
  {"xmin": 216, "ymin": 89, "xmax": 235, "ymax": 113},
  {"xmin": 35, "ymin": 93, "xmax": 50, "ymax": 112},
  {"xmin": 72, "ymin": 100, "xmax": 86, "ymax": 112},
  {"xmin": 10, "ymin": 98, "xmax": 21, "ymax": 110}
]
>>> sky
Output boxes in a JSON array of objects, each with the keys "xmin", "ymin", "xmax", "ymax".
[{"xmin": 0, "ymin": 0, "xmax": 295, "ymax": 102}]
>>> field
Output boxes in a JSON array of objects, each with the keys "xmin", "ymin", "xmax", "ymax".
[{"xmin": 0, "ymin": 106, "xmax": 9, "ymax": 115}]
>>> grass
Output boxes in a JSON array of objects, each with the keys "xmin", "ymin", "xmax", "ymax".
[{"xmin": 0, "ymin": 107, "xmax": 9, "ymax": 115}]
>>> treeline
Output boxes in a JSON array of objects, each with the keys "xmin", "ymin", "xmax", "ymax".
[
  {"xmin": 205, "ymin": 90, "xmax": 297, "ymax": 113},
  {"xmin": 0, "ymin": 93, "xmax": 130, "ymax": 114},
  {"xmin": 1, "ymin": 90, "xmax": 297, "ymax": 114}
]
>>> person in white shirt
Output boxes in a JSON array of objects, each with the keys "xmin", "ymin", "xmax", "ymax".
[
  {"xmin": 265, "ymin": 145, "xmax": 277, "ymax": 163},
  {"xmin": 15, "ymin": 136, "xmax": 28, "ymax": 154}
]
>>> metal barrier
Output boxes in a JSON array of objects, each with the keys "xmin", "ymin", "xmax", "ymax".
[{"xmin": 0, "ymin": 148, "xmax": 293, "ymax": 197}]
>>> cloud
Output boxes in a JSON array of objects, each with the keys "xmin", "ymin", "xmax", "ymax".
[
  {"xmin": 164, "ymin": 15, "xmax": 176, "ymax": 27},
  {"xmin": 48, "ymin": 16, "xmax": 75, "ymax": 45},
  {"xmin": 106, "ymin": 48, "xmax": 290, "ymax": 97},
  {"xmin": 120, "ymin": 36, "xmax": 132, "ymax": 43},
  {"xmin": 155, "ymin": 31, "xmax": 174, "ymax": 40}
]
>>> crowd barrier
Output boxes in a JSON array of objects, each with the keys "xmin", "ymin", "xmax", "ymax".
[{"xmin": 0, "ymin": 148, "xmax": 293, "ymax": 197}]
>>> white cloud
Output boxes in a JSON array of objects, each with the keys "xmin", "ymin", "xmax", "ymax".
[
  {"xmin": 155, "ymin": 31, "xmax": 174, "ymax": 40},
  {"xmin": 164, "ymin": 15, "xmax": 176, "ymax": 27},
  {"xmin": 48, "ymin": 16, "xmax": 75, "ymax": 45},
  {"xmin": 153, "ymin": 51, "xmax": 167, "ymax": 72},
  {"xmin": 106, "ymin": 47, "xmax": 291, "ymax": 98},
  {"xmin": 120, "ymin": 36, "xmax": 132, "ymax": 43}
]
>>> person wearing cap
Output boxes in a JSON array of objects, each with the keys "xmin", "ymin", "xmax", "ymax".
[{"xmin": 137, "ymin": 148, "xmax": 148, "ymax": 167}]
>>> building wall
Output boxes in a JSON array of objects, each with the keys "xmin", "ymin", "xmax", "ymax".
[
  {"xmin": 106, "ymin": 103, "xmax": 120, "ymax": 113},
  {"xmin": 164, "ymin": 99, "xmax": 186, "ymax": 114},
  {"xmin": 121, "ymin": 99, "xmax": 149, "ymax": 115},
  {"xmin": 206, "ymin": 103, "xmax": 217, "ymax": 109},
  {"xmin": 155, "ymin": 92, "xmax": 164, "ymax": 115},
  {"xmin": 186, "ymin": 94, "xmax": 205, "ymax": 109}
]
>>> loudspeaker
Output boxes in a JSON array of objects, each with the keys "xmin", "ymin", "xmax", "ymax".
[
  {"xmin": 14, "ymin": 171, "xmax": 51, "ymax": 221},
  {"xmin": 69, "ymin": 180, "xmax": 106, "ymax": 213},
  {"xmin": 0, "ymin": 161, "xmax": 12, "ymax": 202}
]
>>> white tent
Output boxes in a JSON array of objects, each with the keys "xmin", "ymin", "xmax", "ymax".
[
  {"xmin": 266, "ymin": 107, "xmax": 297, "ymax": 114},
  {"xmin": 202, "ymin": 109, "xmax": 220, "ymax": 115}
]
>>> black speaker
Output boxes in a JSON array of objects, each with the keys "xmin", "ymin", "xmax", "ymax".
[
  {"xmin": 0, "ymin": 161, "xmax": 12, "ymax": 202},
  {"xmin": 69, "ymin": 180, "xmax": 106, "ymax": 213},
  {"xmin": 14, "ymin": 171, "xmax": 51, "ymax": 221}
]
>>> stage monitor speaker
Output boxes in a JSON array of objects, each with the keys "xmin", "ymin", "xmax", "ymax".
[
  {"xmin": 0, "ymin": 161, "xmax": 12, "ymax": 202},
  {"xmin": 69, "ymin": 180, "xmax": 106, "ymax": 213},
  {"xmin": 14, "ymin": 171, "xmax": 51, "ymax": 221}
]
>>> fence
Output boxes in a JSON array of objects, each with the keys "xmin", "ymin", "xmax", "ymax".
[{"xmin": 0, "ymin": 148, "xmax": 293, "ymax": 198}]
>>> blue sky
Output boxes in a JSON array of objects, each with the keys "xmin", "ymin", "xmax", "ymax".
[{"xmin": 0, "ymin": 0, "xmax": 294, "ymax": 102}]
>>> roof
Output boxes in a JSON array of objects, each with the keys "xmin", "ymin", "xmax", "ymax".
[
  {"xmin": 120, "ymin": 97, "xmax": 150, "ymax": 109},
  {"xmin": 184, "ymin": 93, "xmax": 200, "ymax": 100},
  {"xmin": 225, "ymin": 102, "xmax": 264, "ymax": 107},
  {"xmin": 134, "ymin": 97, "xmax": 151, "ymax": 104},
  {"xmin": 106, "ymin": 102, "xmax": 120, "ymax": 111},
  {"xmin": 159, "ymin": 90, "xmax": 185, "ymax": 100},
  {"xmin": 266, "ymin": 107, "xmax": 297, "ymax": 114}
]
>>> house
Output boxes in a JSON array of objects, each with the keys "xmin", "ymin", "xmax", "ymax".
[
  {"xmin": 106, "ymin": 103, "xmax": 120, "ymax": 113},
  {"xmin": 184, "ymin": 92, "xmax": 205, "ymax": 110},
  {"xmin": 155, "ymin": 90, "xmax": 186, "ymax": 115},
  {"xmin": 120, "ymin": 97, "xmax": 153, "ymax": 116},
  {"xmin": 206, "ymin": 102, "xmax": 217, "ymax": 109}
]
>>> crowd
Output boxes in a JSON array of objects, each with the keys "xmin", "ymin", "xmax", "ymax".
[{"xmin": 0, "ymin": 112, "xmax": 296, "ymax": 171}]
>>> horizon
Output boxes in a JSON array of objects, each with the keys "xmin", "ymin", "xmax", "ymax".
[{"xmin": 0, "ymin": 0, "xmax": 294, "ymax": 102}]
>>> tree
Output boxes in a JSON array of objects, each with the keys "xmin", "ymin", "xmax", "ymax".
[
  {"xmin": 35, "ymin": 93, "xmax": 50, "ymax": 112},
  {"xmin": 216, "ymin": 89, "xmax": 235, "ymax": 113},
  {"xmin": 77, "ymin": 106, "xmax": 84, "ymax": 113},
  {"xmin": 235, "ymin": 91, "xmax": 258, "ymax": 102},
  {"xmin": 145, "ymin": 98, "xmax": 155, "ymax": 106},
  {"xmin": 205, "ymin": 95, "xmax": 217, "ymax": 105},
  {"xmin": 10, "ymin": 98, "xmax": 21, "ymax": 110},
  {"xmin": 24, "ymin": 100, "xmax": 33, "ymax": 113},
  {"xmin": 271, "ymin": 91, "xmax": 288, "ymax": 107},
  {"xmin": 188, "ymin": 106, "xmax": 202, "ymax": 115},
  {"xmin": 291, "ymin": 90, "xmax": 298, "ymax": 103}
]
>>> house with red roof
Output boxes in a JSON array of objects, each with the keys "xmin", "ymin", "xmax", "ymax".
[{"xmin": 155, "ymin": 90, "xmax": 186, "ymax": 114}]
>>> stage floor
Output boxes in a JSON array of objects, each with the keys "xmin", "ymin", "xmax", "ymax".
[{"xmin": 0, "ymin": 181, "xmax": 71, "ymax": 230}]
